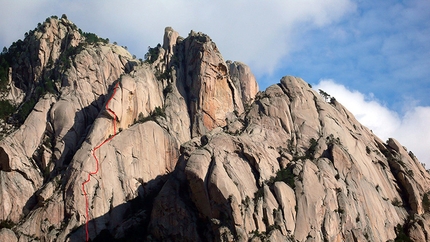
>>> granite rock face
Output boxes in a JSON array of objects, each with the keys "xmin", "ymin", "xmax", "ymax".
[
  {"xmin": 0, "ymin": 17, "xmax": 429, "ymax": 242},
  {"xmin": 147, "ymin": 76, "xmax": 430, "ymax": 242}
]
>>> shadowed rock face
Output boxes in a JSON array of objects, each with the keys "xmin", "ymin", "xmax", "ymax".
[{"xmin": 0, "ymin": 17, "xmax": 429, "ymax": 242}]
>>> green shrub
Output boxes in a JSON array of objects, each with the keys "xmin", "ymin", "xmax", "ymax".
[
  {"xmin": 334, "ymin": 208, "xmax": 344, "ymax": 214},
  {"xmin": 0, "ymin": 219, "xmax": 15, "ymax": 229},
  {"xmin": 144, "ymin": 44, "xmax": 161, "ymax": 64},
  {"xmin": 249, "ymin": 229, "xmax": 269, "ymax": 241},
  {"xmin": 58, "ymin": 44, "xmax": 82, "ymax": 70},
  {"xmin": 155, "ymin": 69, "xmax": 171, "ymax": 81},
  {"xmin": 423, "ymin": 193, "xmax": 430, "ymax": 212},
  {"xmin": 0, "ymin": 100, "xmax": 14, "ymax": 120},
  {"xmin": 292, "ymin": 137, "xmax": 320, "ymax": 161},
  {"xmin": 394, "ymin": 224, "xmax": 412, "ymax": 242},
  {"xmin": 268, "ymin": 165, "xmax": 296, "ymax": 189},
  {"xmin": 242, "ymin": 196, "xmax": 251, "ymax": 208},
  {"xmin": 406, "ymin": 169, "xmax": 414, "ymax": 177},
  {"xmin": 305, "ymin": 138, "xmax": 318, "ymax": 160},
  {"xmin": 253, "ymin": 187, "xmax": 264, "ymax": 203},
  {"xmin": 136, "ymin": 106, "xmax": 166, "ymax": 124},
  {"xmin": 330, "ymin": 97, "xmax": 337, "ymax": 104},
  {"xmin": 163, "ymin": 82, "xmax": 173, "ymax": 97},
  {"xmin": 17, "ymin": 98, "xmax": 36, "ymax": 123},
  {"xmin": 82, "ymin": 32, "xmax": 109, "ymax": 44},
  {"xmin": 319, "ymin": 89, "xmax": 331, "ymax": 102},
  {"xmin": 0, "ymin": 52, "xmax": 10, "ymax": 91},
  {"xmin": 153, "ymin": 106, "xmax": 166, "ymax": 118},
  {"xmin": 44, "ymin": 78, "xmax": 56, "ymax": 93}
]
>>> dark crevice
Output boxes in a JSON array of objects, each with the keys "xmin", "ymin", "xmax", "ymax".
[
  {"xmin": 204, "ymin": 155, "xmax": 216, "ymax": 197},
  {"xmin": 235, "ymin": 143, "xmax": 260, "ymax": 188},
  {"xmin": 0, "ymin": 147, "xmax": 11, "ymax": 171},
  {"xmin": 13, "ymin": 168, "xmax": 37, "ymax": 187},
  {"xmin": 321, "ymin": 215, "xmax": 329, "ymax": 242},
  {"xmin": 383, "ymin": 146, "xmax": 413, "ymax": 213},
  {"xmin": 225, "ymin": 70, "xmax": 241, "ymax": 114}
]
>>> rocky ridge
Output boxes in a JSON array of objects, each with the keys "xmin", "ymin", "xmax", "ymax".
[{"xmin": 0, "ymin": 16, "xmax": 429, "ymax": 242}]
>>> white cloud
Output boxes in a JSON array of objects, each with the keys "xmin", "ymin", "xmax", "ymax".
[
  {"xmin": 0, "ymin": 0, "xmax": 355, "ymax": 75},
  {"xmin": 315, "ymin": 79, "xmax": 430, "ymax": 167},
  {"xmin": 1, "ymin": 1, "xmax": 427, "ymax": 166}
]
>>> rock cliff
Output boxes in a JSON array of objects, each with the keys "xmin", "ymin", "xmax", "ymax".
[{"xmin": 0, "ymin": 16, "xmax": 429, "ymax": 242}]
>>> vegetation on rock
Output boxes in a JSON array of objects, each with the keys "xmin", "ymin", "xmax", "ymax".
[
  {"xmin": 144, "ymin": 44, "xmax": 161, "ymax": 64},
  {"xmin": 0, "ymin": 16, "xmax": 428, "ymax": 242}
]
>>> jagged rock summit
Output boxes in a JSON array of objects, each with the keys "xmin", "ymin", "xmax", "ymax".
[{"xmin": 0, "ymin": 16, "xmax": 429, "ymax": 242}]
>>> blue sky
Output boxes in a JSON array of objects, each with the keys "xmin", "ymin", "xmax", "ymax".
[
  {"xmin": 1, "ymin": 0, "xmax": 429, "ymax": 166},
  {"xmin": 274, "ymin": 0, "xmax": 430, "ymax": 111}
]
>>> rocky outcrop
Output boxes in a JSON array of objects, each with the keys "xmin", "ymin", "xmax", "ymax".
[
  {"xmin": 2, "ymin": 67, "xmax": 24, "ymax": 106},
  {"xmin": 146, "ymin": 76, "xmax": 430, "ymax": 242},
  {"xmin": 175, "ymin": 30, "xmax": 247, "ymax": 137},
  {"xmin": 228, "ymin": 60, "xmax": 259, "ymax": 105},
  {"xmin": 0, "ymin": 228, "xmax": 18, "ymax": 242},
  {"xmin": 0, "ymin": 16, "xmax": 138, "ymax": 228},
  {"xmin": 0, "ymin": 95, "xmax": 54, "ymax": 222},
  {"xmin": 7, "ymin": 17, "xmax": 82, "ymax": 93},
  {"xmin": 0, "ymin": 17, "xmax": 429, "ymax": 242}
]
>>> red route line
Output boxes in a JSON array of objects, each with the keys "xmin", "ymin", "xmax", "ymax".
[{"xmin": 81, "ymin": 82, "xmax": 120, "ymax": 242}]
